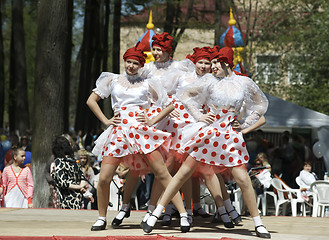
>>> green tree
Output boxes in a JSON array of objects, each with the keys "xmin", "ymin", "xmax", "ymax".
[{"xmin": 257, "ymin": 0, "xmax": 329, "ymax": 115}]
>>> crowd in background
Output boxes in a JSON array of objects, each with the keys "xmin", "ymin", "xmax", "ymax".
[{"xmin": 0, "ymin": 127, "xmax": 322, "ymax": 210}]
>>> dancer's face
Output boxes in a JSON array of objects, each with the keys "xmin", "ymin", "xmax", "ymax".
[
  {"xmin": 152, "ymin": 46, "xmax": 169, "ymax": 62},
  {"xmin": 195, "ymin": 59, "xmax": 211, "ymax": 76},
  {"xmin": 14, "ymin": 150, "xmax": 25, "ymax": 167},
  {"xmin": 211, "ymin": 59, "xmax": 230, "ymax": 78},
  {"xmin": 125, "ymin": 59, "xmax": 141, "ymax": 75}
]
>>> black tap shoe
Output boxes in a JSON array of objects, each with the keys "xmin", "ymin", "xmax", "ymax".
[
  {"xmin": 91, "ymin": 219, "xmax": 107, "ymax": 231},
  {"xmin": 255, "ymin": 225, "xmax": 271, "ymax": 239},
  {"xmin": 111, "ymin": 208, "xmax": 131, "ymax": 227}
]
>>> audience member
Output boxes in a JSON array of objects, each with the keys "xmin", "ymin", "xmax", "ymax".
[
  {"xmin": 19, "ymin": 135, "xmax": 32, "ymax": 152},
  {"xmin": 51, "ymin": 136, "xmax": 88, "ymax": 209},
  {"xmin": 2, "ymin": 147, "xmax": 34, "ymax": 208},
  {"xmin": 250, "ymin": 158, "xmax": 272, "ymax": 196},
  {"xmin": 78, "ymin": 149, "xmax": 96, "ymax": 209},
  {"xmin": 298, "ymin": 161, "xmax": 317, "ymax": 200}
]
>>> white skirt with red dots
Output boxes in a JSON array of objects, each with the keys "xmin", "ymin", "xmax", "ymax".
[
  {"xmin": 181, "ymin": 109, "xmax": 249, "ymax": 170},
  {"xmin": 92, "ymin": 106, "xmax": 171, "ymax": 172},
  {"xmin": 148, "ymin": 96, "xmax": 195, "ymax": 153}
]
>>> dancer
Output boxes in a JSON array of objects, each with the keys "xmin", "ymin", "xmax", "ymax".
[
  {"xmin": 2, "ymin": 147, "xmax": 34, "ymax": 208},
  {"xmin": 143, "ymin": 46, "xmax": 271, "ymax": 239},
  {"xmin": 112, "ymin": 32, "xmax": 193, "ymax": 228},
  {"xmin": 88, "ymin": 43, "xmax": 190, "ymax": 232}
]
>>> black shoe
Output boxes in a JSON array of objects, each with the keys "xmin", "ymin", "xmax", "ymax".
[
  {"xmin": 111, "ymin": 208, "xmax": 131, "ymax": 227},
  {"xmin": 91, "ymin": 219, "xmax": 106, "ymax": 231},
  {"xmin": 142, "ymin": 214, "xmax": 158, "ymax": 233},
  {"xmin": 212, "ymin": 211, "xmax": 220, "ymax": 223},
  {"xmin": 255, "ymin": 225, "xmax": 271, "ymax": 238},
  {"xmin": 193, "ymin": 207, "xmax": 211, "ymax": 218},
  {"xmin": 228, "ymin": 209, "xmax": 242, "ymax": 225},
  {"xmin": 180, "ymin": 215, "xmax": 191, "ymax": 233},
  {"xmin": 220, "ymin": 213, "xmax": 234, "ymax": 228},
  {"xmin": 161, "ymin": 213, "xmax": 172, "ymax": 226}
]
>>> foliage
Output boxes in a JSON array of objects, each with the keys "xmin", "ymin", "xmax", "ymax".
[{"xmin": 255, "ymin": 0, "xmax": 329, "ymax": 115}]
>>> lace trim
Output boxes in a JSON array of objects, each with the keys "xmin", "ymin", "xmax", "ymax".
[
  {"xmin": 154, "ymin": 59, "xmax": 172, "ymax": 69},
  {"xmin": 117, "ymin": 72, "xmax": 146, "ymax": 88}
]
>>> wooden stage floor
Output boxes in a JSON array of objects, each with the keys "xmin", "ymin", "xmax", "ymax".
[{"xmin": 0, "ymin": 208, "xmax": 328, "ymax": 240}]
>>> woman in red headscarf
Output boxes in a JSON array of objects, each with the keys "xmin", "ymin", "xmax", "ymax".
[
  {"xmin": 87, "ymin": 43, "xmax": 189, "ymax": 232},
  {"xmin": 142, "ymin": 46, "xmax": 271, "ymax": 239}
]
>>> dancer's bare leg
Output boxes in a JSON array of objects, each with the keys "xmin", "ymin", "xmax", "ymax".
[
  {"xmin": 191, "ymin": 177, "xmax": 210, "ymax": 218},
  {"xmin": 202, "ymin": 172, "xmax": 234, "ymax": 228},
  {"xmin": 91, "ymin": 157, "xmax": 120, "ymax": 230},
  {"xmin": 144, "ymin": 150, "xmax": 187, "ymax": 214},
  {"xmin": 112, "ymin": 171, "xmax": 139, "ymax": 226},
  {"xmin": 143, "ymin": 156, "xmax": 199, "ymax": 232},
  {"xmin": 217, "ymin": 173, "xmax": 242, "ymax": 224},
  {"xmin": 181, "ymin": 177, "xmax": 193, "ymax": 224},
  {"xmin": 230, "ymin": 165, "xmax": 270, "ymax": 237}
]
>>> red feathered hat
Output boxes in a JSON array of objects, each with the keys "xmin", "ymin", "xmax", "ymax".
[
  {"xmin": 186, "ymin": 47, "xmax": 212, "ymax": 64},
  {"xmin": 217, "ymin": 47, "xmax": 234, "ymax": 69},
  {"xmin": 123, "ymin": 42, "xmax": 147, "ymax": 67},
  {"xmin": 210, "ymin": 45, "xmax": 220, "ymax": 60},
  {"xmin": 152, "ymin": 32, "xmax": 173, "ymax": 54}
]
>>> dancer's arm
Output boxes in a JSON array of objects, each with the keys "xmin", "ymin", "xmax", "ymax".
[
  {"xmin": 87, "ymin": 92, "xmax": 120, "ymax": 127},
  {"xmin": 137, "ymin": 103, "xmax": 175, "ymax": 126},
  {"xmin": 241, "ymin": 115, "xmax": 266, "ymax": 135}
]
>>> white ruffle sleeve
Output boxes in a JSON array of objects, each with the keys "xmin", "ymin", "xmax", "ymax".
[
  {"xmin": 239, "ymin": 76, "xmax": 269, "ymax": 129},
  {"xmin": 177, "ymin": 73, "xmax": 213, "ymax": 121},
  {"xmin": 148, "ymin": 76, "xmax": 171, "ymax": 108},
  {"xmin": 171, "ymin": 59, "xmax": 196, "ymax": 73},
  {"xmin": 92, "ymin": 72, "xmax": 117, "ymax": 99}
]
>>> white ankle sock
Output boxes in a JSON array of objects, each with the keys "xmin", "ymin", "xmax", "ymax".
[
  {"xmin": 93, "ymin": 216, "xmax": 106, "ymax": 226},
  {"xmin": 116, "ymin": 204, "xmax": 130, "ymax": 220},
  {"xmin": 180, "ymin": 212, "xmax": 190, "ymax": 226},
  {"xmin": 218, "ymin": 206, "xmax": 230, "ymax": 223},
  {"xmin": 147, "ymin": 204, "xmax": 164, "ymax": 227},
  {"xmin": 253, "ymin": 216, "xmax": 269, "ymax": 234}
]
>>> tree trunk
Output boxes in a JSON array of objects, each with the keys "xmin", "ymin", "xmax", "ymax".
[
  {"xmin": 214, "ymin": 0, "xmax": 223, "ymax": 46},
  {"xmin": 63, "ymin": 1, "xmax": 73, "ymax": 133},
  {"xmin": 75, "ymin": 0, "xmax": 100, "ymax": 133},
  {"xmin": 10, "ymin": 0, "xmax": 30, "ymax": 135},
  {"xmin": 0, "ymin": 0, "xmax": 4, "ymax": 128},
  {"xmin": 164, "ymin": 0, "xmax": 175, "ymax": 35},
  {"xmin": 112, "ymin": 0, "xmax": 121, "ymax": 74},
  {"xmin": 32, "ymin": 0, "xmax": 72, "ymax": 208},
  {"xmin": 75, "ymin": 0, "xmax": 110, "ymax": 134}
]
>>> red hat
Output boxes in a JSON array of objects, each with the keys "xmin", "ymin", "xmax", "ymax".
[
  {"xmin": 186, "ymin": 47, "xmax": 212, "ymax": 64},
  {"xmin": 152, "ymin": 32, "xmax": 173, "ymax": 54},
  {"xmin": 217, "ymin": 47, "xmax": 234, "ymax": 69},
  {"xmin": 210, "ymin": 45, "xmax": 220, "ymax": 60},
  {"xmin": 123, "ymin": 42, "xmax": 147, "ymax": 67}
]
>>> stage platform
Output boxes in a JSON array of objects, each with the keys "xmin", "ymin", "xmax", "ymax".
[{"xmin": 0, "ymin": 208, "xmax": 328, "ymax": 240}]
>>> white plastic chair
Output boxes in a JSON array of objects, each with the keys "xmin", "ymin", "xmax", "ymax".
[
  {"xmin": 272, "ymin": 178, "xmax": 306, "ymax": 216},
  {"xmin": 310, "ymin": 180, "xmax": 329, "ymax": 217},
  {"xmin": 257, "ymin": 184, "xmax": 278, "ymax": 216}
]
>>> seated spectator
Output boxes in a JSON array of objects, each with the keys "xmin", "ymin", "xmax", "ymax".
[
  {"xmin": 2, "ymin": 147, "xmax": 34, "ymax": 208},
  {"xmin": 51, "ymin": 136, "xmax": 88, "ymax": 209},
  {"xmin": 298, "ymin": 161, "xmax": 317, "ymax": 200},
  {"xmin": 250, "ymin": 159, "xmax": 272, "ymax": 196}
]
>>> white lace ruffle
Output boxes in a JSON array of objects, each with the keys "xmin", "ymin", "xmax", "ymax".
[{"xmin": 178, "ymin": 73, "xmax": 268, "ymax": 129}]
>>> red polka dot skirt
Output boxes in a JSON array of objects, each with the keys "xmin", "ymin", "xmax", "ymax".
[
  {"xmin": 94, "ymin": 106, "xmax": 171, "ymax": 172},
  {"xmin": 148, "ymin": 96, "xmax": 194, "ymax": 152},
  {"xmin": 181, "ymin": 109, "xmax": 249, "ymax": 168}
]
